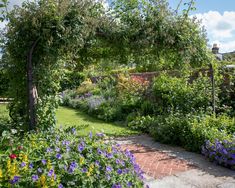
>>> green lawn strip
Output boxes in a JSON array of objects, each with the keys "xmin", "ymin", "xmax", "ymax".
[
  {"xmin": 0, "ymin": 104, "xmax": 8, "ymax": 118},
  {"xmin": 0, "ymin": 104, "xmax": 139, "ymax": 137},
  {"xmin": 56, "ymin": 106, "xmax": 139, "ymax": 137}
]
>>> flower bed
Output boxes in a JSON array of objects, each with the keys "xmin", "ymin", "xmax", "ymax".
[
  {"xmin": 0, "ymin": 128, "xmax": 144, "ymax": 187},
  {"xmin": 202, "ymin": 139, "xmax": 235, "ymax": 170}
]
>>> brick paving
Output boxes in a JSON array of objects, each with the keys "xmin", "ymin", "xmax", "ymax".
[{"xmin": 121, "ymin": 144, "xmax": 196, "ymax": 179}]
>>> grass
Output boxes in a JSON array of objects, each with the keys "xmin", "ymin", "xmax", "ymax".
[
  {"xmin": 56, "ymin": 106, "xmax": 139, "ymax": 137},
  {"xmin": 0, "ymin": 104, "xmax": 139, "ymax": 137}
]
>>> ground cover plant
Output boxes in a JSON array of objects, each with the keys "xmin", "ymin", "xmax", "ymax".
[{"xmin": 0, "ymin": 128, "xmax": 144, "ymax": 187}]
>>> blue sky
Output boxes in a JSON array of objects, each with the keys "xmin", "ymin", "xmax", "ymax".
[{"xmin": 1, "ymin": 0, "xmax": 235, "ymax": 52}]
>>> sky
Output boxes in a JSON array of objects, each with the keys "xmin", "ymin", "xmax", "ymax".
[{"xmin": 1, "ymin": 0, "xmax": 235, "ymax": 53}]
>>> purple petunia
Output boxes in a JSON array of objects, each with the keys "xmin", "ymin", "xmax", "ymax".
[
  {"xmin": 9, "ymin": 176, "xmax": 20, "ymax": 184},
  {"xmin": 42, "ymin": 159, "xmax": 47, "ymax": 165},
  {"xmin": 46, "ymin": 147, "xmax": 52, "ymax": 153},
  {"xmin": 56, "ymin": 153, "xmax": 62, "ymax": 159},
  {"xmin": 21, "ymin": 162, "xmax": 26, "ymax": 168},
  {"xmin": 48, "ymin": 169, "xmax": 54, "ymax": 177},
  {"xmin": 29, "ymin": 163, "xmax": 33, "ymax": 169},
  {"xmin": 112, "ymin": 184, "xmax": 122, "ymax": 188},
  {"xmin": 106, "ymin": 166, "xmax": 112, "ymax": 173},
  {"xmin": 117, "ymin": 169, "xmax": 122, "ymax": 175},
  {"xmin": 38, "ymin": 168, "xmax": 43, "ymax": 173},
  {"xmin": 78, "ymin": 144, "xmax": 84, "ymax": 153},
  {"xmin": 32, "ymin": 175, "xmax": 39, "ymax": 182}
]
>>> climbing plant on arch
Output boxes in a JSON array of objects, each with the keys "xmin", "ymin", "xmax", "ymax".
[{"xmin": 1, "ymin": 0, "xmax": 212, "ymax": 131}]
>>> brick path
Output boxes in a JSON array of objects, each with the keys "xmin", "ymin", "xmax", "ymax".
[{"xmin": 121, "ymin": 144, "xmax": 195, "ymax": 179}]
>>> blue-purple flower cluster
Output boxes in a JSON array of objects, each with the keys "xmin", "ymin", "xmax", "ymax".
[
  {"xmin": 1, "ymin": 127, "xmax": 145, "ymax": 187},
  {"xmin": 202, "ymin": 139, "xmax": 235, "ymax": 169}
]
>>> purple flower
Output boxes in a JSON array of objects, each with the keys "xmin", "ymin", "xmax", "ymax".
[
  {"xmin": 29, "ymin": 163, "xmax": 33, "ymax": 169},
  {"xmin": 66, "ymin": 146, "xmax": 71, "ymax": 152},
  {"xmin": 21, "ymin": 162, "xmax": 26, "ymax": 168},
  {"xmin": 58, "ymin": 184, "xmax": 63, "ymax": 188},
  {"xmin": 89, "ymin": 131, "xmax": 93, "ymax": 138},
  {"xmin": 97, "ymin": 148, "xmax": 102, "ymax": 155},
  {"xmin": 38, "ymin": 168, "xmax": 42, "ymax": 173},
  {"xmin": 96, "ymin": 133, "xmax": 104, "ymax": 137},
  {"xmin": 106, "ymin": 175, "xmax": 111, "ymax": 180},
  {"xmin": 112, "ymin": 184, "xmax": 122, "ymax": 188},
  {"xmin": 56, "ymin": 153, "xmax": 62, "ymax": 160},
  {"xmin": 106, "ymin": 166, "xmax": 112, "ymax": 172},
  {"xmin": 42, "ymin": 159, "xmax": 47, "ymax": 165},
  {"xmin": 82, "ymin": 168, "xmax": 87, "ymax": 173},
  {"xmin": 9, "ymin": 176, "xmax": 20, "ymax": 184},
  {"xmin": 78, "ymin": 144, "xmax": 84, "ymax": 153},
  {"xmin": 32, "ymin": 175, "xmax": 39, "ymax": 182},
  {"xmin": 106, "ymin": 153, "xmax": 113, "ymax": 159},
  {"xmin": 48, "ymin": 169, "xmax": 54, "ymax": 177},
  {"xmin": 117, "ymin": 169, "xmax": 122, "ymax": 174},
  {"xmin": 46, "ymin": 147, "xmax": 52, "ymax": 153},
  {"xmin": 127, "ymin": 182, "xmax": 132, "ymax": 187},
  {"xmin": 55, "ymin": 147, "xmax": 60, "ymax": 152},
  {"xmin": 95, "ymin": 160, "xmax": 100, "ymax": 167},
  {"xmin": 68, "ymin": 162, "xmax": 78, "ymax": 173}
]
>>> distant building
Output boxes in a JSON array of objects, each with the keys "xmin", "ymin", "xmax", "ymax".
[{"xmin": 212, "ymin": 44, "xmax": 223, "ymax": 61}]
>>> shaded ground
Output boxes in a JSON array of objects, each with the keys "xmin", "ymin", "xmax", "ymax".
[{"xmin": 115, "ymin": 135, "xmax": 235, "ymax": 188}]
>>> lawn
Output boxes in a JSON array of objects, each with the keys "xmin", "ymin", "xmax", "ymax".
[{"xmin": 0, "ymin": 104, "xmax": 139, "ymax": 137}]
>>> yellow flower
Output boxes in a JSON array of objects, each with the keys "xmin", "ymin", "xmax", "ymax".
[
  {"xmin": 7, "ymin": 159, "xmax": 11, "ymax": 175},
  {"xmin": 23, "ymin": 154, "xmax": 28, "ymax": 162},
  {"xmin": 47, "ymin": 160, "xmax": 52, "ymax": 170},
  {"xmin": 79, "ymin": 157, "xmax": 85, "ymax": 165},
  {"xmin": 0, "ymin": 169, "xmax": 3, "ymax": 178},
  {"xmin": 10, "ymin": 162, "xmax": 17, "ymax": 178},
  {"xmin": 40, "ymin": 175, "xmax": 46, "ymax": 186},
  {"xmin": 107, "ymin": 146, "xmax": 112, "ymax": 153}
]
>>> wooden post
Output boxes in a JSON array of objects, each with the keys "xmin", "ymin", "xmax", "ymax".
[
  {"xmin": 209, "ymin": 64, "xmax": 216, "ymax": 114},
  {"xmin": 27, "ymin": 39, "xmax": 39, "ymax": 130}
]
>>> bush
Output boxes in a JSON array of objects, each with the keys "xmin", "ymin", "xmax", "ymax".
[
  {"xmin": 0, "ymin": 128, "xmax": 144, "ymax": 187},
  {"xmin": 127, "ymin": 115, "xmax": 156, "ymax": 132},
  {"xmin": 202, "ymin": 139, "xmax": 235, "ymax": 169},
  {"xmin": 153, "ymin": 74, "xmax": 212, "ymax": 114},
  {"xmin": 149, "ymin": 113, "xmax": 233, "ymax": 152},
  {"xmin": 60, "ymin": 71, "xmax": 85, "ymax": 91},
  {"xmin": 0, "ymin": 69, "xmax": 9, "ymax": 97}
]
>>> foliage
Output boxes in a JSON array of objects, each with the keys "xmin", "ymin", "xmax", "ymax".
[
  {"xmin": 60, "ymin": 71, "xmax": 85, "ymax": 91},
  {"xmin": 149, "ymin": 113, "xmax": 234, "ymax": 152},
  {"xmin": 0, "ymin": 128, "xmax": 144, "ymax": 187},
  {"xmin": 202, "ymin": 140, "xmax": 235, "ymax": 170},
  {"xmin": 153, "ymin": 74, "xmax": 212, "ymax": 114},
  {"xmin": 76, "ymin": 79, "xmax": 99, "ymax": 96},
  {"xmin": 127, "ymin": 115, "xmax": 156, "ymax": 132},
  {"xmin": 3, "ymin": 0, "xmax": 104, "ymax": 130},
  {"xmin": 217, "ymin": 68, "xmax": 235, "ymax": 116},
  {"xmin": 0, "ymin": 67, "xmax": 9, "ymax": 97}
]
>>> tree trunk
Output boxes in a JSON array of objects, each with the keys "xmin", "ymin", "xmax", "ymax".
[{"xmin": 27, "ymin": 39, "xmax": 39, "ymax": 130}]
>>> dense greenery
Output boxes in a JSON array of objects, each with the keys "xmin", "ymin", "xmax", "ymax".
[{"xmin": 1, "ymin": 0, "xmax": 213, "ymax": 131}]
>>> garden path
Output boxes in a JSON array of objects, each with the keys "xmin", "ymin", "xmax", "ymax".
[{"xmin": 113, "ymin": 135, "xmax": 235, "ymax": 188}]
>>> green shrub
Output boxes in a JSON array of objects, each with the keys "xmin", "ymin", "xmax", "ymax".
[
  {"xmin": 149, "ymin": 113, "xmax": 233, "ymax": 152},
  {"xmin": 127, "ymin": 115, "xmax": 156, "ymax": 132},
  {"xmin": 60, "ymin": 71, "xmax": 85, "ymax": 91},
  {"xmin": 153, "ymin": 74, "xmax": 211, "ymax": 114},
  {"xmin": 0, "ymin": 128, "xmax": 144, "ymax": 187}
]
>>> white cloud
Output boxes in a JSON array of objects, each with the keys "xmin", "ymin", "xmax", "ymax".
[{"xmin": 193, "ymin": 11, "xmax": 235, "ymax": 52}]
